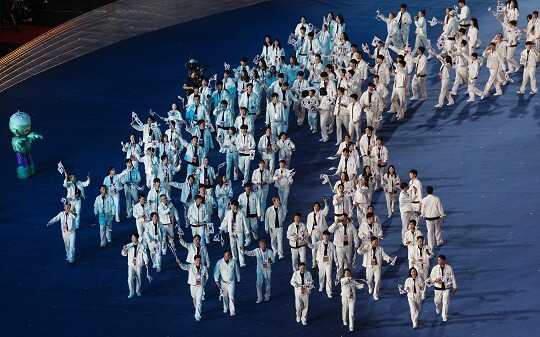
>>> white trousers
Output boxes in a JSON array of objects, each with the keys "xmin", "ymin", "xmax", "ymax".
[
  {"xmin": 309, "ymin": 230, "xmax": 323, "ymax": 268},
  {"xmin": 124, "ymin": 186, "xmax": 138, "ymax": 218},
  {"xmin": 391, "ymin": 86, "xmax": 407, "ymax": 117},
  {"xmin": 483, "ymin": 68, "xmax": 502, "ymax": 95},
  {"xmin": 98, "ymin": 213, "xmax": 113, "ymax": 246},
  {"xmin": 320, "ymin": 112, "xmax": 331, "ymax": 140},
  {"xmin": 269, "ymin": 227, "xmax": 284, "ymax": 258},
  {"xmin": 191, "ymin": 225, "xmax": 207, "ymax": 246},
  {"xmin": 290, "ymin": 246, "xmax": 307, "ymax": 272},
  {"xmin": 451, "ymin": 66, "xmax": 468, "ymax": 94},
  {"xmin": 190, "ymin": 285, "xmax": 204, "ymax": 320},
  {"xmin": 295, "ymin": 294, "xmax": 309, "ymax": 323},
  {"xmin": 147, "ymin": 242, "xmax": 162, "ymax": 269},
  {"xmin": 335, "ymin": 114, "xmax": 350, "ymax": 143},
  {"xmin": 220, "ymin": 281, "xmax": 236, "ymax": 314},
  {"xmin": 411, "ymin": 74, "xmax": 427, "ymax": 99},
  {"xmin": 341, "ymin": 296, "xmax": 355, "ymax": 329},
  {"xmin": 400, "ymin": 210, "xmax": 413, "ymax": 239},
  {"xmin": 277, "ymin": 187, "xmax": 290, "ymax": 216},
  {"xmin": 434, "ymin": 289, "xmax": 451, "ymax": 320},
  {"xmin": 62, "ymin": 230, "xmax": 76, "ymax": 262},
  {"xmin": 467, "ymin": 78, "xmax": 483, "ymax": 100},
  {"xmin": 365, "ymin": 110, "xmax": 380, "ymax": 131},
  {"xmin": 336, "ymin": 245, "xmax": 352, "ymax": 279},
  {"xmin": 162, "ymin": 223, "xmax": 175, "ymax": 253},
  {"xmin": 318, "ymin": 261, "xmax": 333, "ymax": 296},
  {"xmin": 408, "ymin": 294, "xmax": 422, "ymax": 326},
  {"xmin": 127, "ymin": 265, "xmax": 142, "ymax": 295},
  {"xmin": 366, "ymin": 266, "xmax": 382, "ymax": 297},
  {"xmin": 230, "ymin": 234, "xmax": 246, "ymax": 266},
  {"xmin": 69, "ymin": 199, "xmax": 81, "ymax": 229},
  {"xmin": 520, "ymin": 66, "xmax": 538, "ymax": 93},
  {"xmin": 437, "ymin": 79, "xmax": 454, "ymax": 105},
  {"xmin": 348, "ymin": 119, "xmax": 361, "ymax": 142},
  {"xmin": 136, "ymin": 219, "xmax": 145, "ymax": 238},
  {"xmin": 384, "ymin": 192, "xmax": 397, "ymax": 217},
  {"xmin": 256, "ymin": 267, "xmax": 272, "ymax": 301},
  {"xmin": 238, "ymin": 155, "xmax": 251, "ymax": 185},
  {"xmin": 256, "ymin": 186, "xmax": 269, "ymax": 220},
  {"xmin": 425, "ymin": 218, "xmax": 443, "ymax": 249}
]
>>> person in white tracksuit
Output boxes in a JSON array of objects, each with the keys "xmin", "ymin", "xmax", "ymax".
[
  {"xmin": 238, "ymin": 183, "xmax": 261, "ymax": 241},
  {"xmin": 63, "ymin": 172, "xmax": 90, "ymax": 229},
  {"xmin": 421, "ymin": 186, "xmax": 446, "ymax": 249},
  {"xmin": 518, "ymin": 41, "xmax": 539, "ymax": 94},
  {"xmin": 341, "ymin": 268, "xmax": 364, "ymax": 332},
  {"xmin": 356, "ymin": 237, "xmax": 395, "ymax": 300},
  {"xmin": 220, "ymin": 201, "xmax": 250, "ymax": 267},
  {"xmin": 409, "ymin": 169, "xmax": 423, "ymax": 225},
  {"xmin": 132, "ymin": 194, "xmax": 150, "ymax": 237},
  {"xmin": 93, "ymin": 184, "xmax": 116, "ymax": 247},
  {"xmin": 429, "ymin": 255, "xmax": 458, "ymax": 322},
  {"xmin": 435, "ymin": 55, "xmax": 454, "ymax": 108},
  {"xmin": 178, "ymin": 234, "xmax": 211, "ymax": 269},
  {"xmin": 177, "ymin": 255, "xmax": 208, "ymax": 321},
  {"xmin": 103, "ymin": 167, "xmax": 122, "ymax": 222},
  {"xmin": 144, "ymin": 212, "xmax": 166, "ymax": 272},
  {"xmin": 408, "ymin": 236, "xmax": 433, "ymax": 300},
  {"xmin": 264, "ymin": 196, "xmax": 285, "ymax": 259},
  {"xmin": 404, "ymin": 267, "xmax": 424, "ymax": 328},
  {"xmin": 399, "ymin": 181, "xmax": 414, "ymax": 239},
  {"xmin": 286, "ymin": 213, "xmax": 309, "ymax": 272},
  {"xmin": 308, "ymin": 230, "xmax": 337, "ymax": 298},
  {"xmin": 334, "ymin": 87, "xmax": 351, "ymax": 145},
  {"xmin": 236, "ymin": 125, "xmax": 256, "ymax": 185},
  {"xmin": 187, "ymin": 195, "xmax": 208, "ymax": 246},
  {"xmin": 382, "ymin": 165, "xmax": 400, "ymax": 218},
  {"xmin": 481, "ymin": 42, "xmax": 504, "ymax": 98},
  {"xmin": 46, "ymin": 203, "xmax": 77, "ymax": 263},
  {"xmin": 121, "ymin": 233, "xmax": 149, "ymax": 298},
  {"xmin": 251, "ymin": 160, "xmax": 273, "ymax": 221},
  {"xmin": 157, "ymin": 194, "xmax": 179, "ymax": 253},
  {"xmin": 290, "ymin": 262, "xmax": 313, "ymax": 325},
  {"xmin": 467, "ymin": 52, "xmax": 484, "ymax": 102},
  {"xmin": 214, "ymin": 250, "xmax": 241, "ymax": 316},
  {"xmin": 306, "ymin": 199, "xmax": 329, "ymax": 269},
  {"xmin": 120, "ymin": 158, "xmax": 141, "ymax": 219},
  {"xmin": 273, "ymin": 160, "xmax": 294, "ymax": 217},
  {"xmin": 402, "ymin": 220, "xmax": 423, "ymax": 260},
  {"xmin": 329, "ymin": 214, "xmax": 359, "ymax": 282},
  {"xmin": 241, "ymin": 240, "xmax": 275, "ymax": 303}
]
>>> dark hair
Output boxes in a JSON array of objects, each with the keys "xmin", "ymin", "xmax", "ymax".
[
  {"xmin": 471, "ymin": 18, "xmax": 479, "ymax": 29},
  {"xmin": 438, "ymin": 255, "xmax": 446, "ymax": 261},
  {"xmin": 400, "ymin": 182, "xmax": 409, "ymax": 189},
  {"xmin": 408, "ymin": 267, "xmax": 418, "ymax": 277},
  {"xmin": 426, "ymin": 186, "xmax": 434, "ymax": 194}
]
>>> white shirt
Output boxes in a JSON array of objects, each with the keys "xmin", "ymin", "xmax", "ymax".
[{"xmin": 420, "ymin": 194, "xmax": 445, "ymax": 218}]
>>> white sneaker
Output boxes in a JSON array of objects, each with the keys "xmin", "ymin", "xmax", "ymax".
[
  {"xmin": 494, "ymin": 92, "xmax": 502, "ymax": 96},
  {"xmin": 335, "ymin": 142, "xmax": 340, "ymax": 145},
  {"xmin": 410, "ymin": 96, "xmax": 418, "ymax": 101},
  {"xmin": 343, "ymin": 321, "xmax": 348, "ymax": 326},
  {"xmin": 466, "ymin": 98, "xmax": 475, "ymax": 102},
  {"xmin": 531, "ymin": 91, "xmax": 537, "ymax": 95},
  {"xmin": 373, "ymin": 295, "xmax": 379, "ymax": 300},
  {"xmin": 447, "ymin": 102, "xmax": 454, "ymax": 106},
  {"xmin": 434, "ymin": 104, "xmax": 443, "ymax": 108},
  {"xmin": 349, "ymin": 327, "xmax": 354, "ymax": 332},
  {"xmin": 296, "ymin": 317, "xmax": 301, "ymax": 323},
  {"xmin": 442, "ymin": 317, "xmax": 448, "ymax": 322},
  {"xmin": 302, "ymin": 321, "xmax": 307, "ymax": 326},
  {"xmin": 450, "ymin": 91, "xmax": 457, "ymax": 96},
  {"xmin": 256, "ymin": 299, "xmax": 262, "ymax": 304},
  {"xmin": 128, "ymin": 293, "xmax": 135, "ymax": 299}
]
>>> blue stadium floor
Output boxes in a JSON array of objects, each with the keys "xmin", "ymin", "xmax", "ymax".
[{"xmin": 0, "ymin": 0, "xmax": 538, "ymax": 336}]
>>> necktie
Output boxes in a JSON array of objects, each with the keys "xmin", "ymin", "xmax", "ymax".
[
  {"xmin": 413, "ymin": 279, "xmax": 417, "ymax": 293},
  {"xmin": 154, "ymin": 222, "xmax": 158, "ymax": 235},
  {"xmin": 204, "ymin": 167, "xmax": 209, "ymax": 185},
  {"xmin": 247, "ymin": 194, "xmax": 251, "ymax": 216},
  {"xmin": 343, "ymin": 223, "xmax": 348, "ymax": 245},
  {"xmin": 368, "ymin": 92, "xmax": 372, "ymax": 104},
  {"xmin": 344, "ymin": 158, "xmax": 348, "ymax": 171},
  {"xmin": 102, "ymin": 195, "xmax": 105, "ymax": 213},
  {"xmin": 274, "ymin": 207, "xmax": 279, "ymax": 227},
  {"xmin": 367, "ymin": 136, "xmax": 372, "ymax": 155},
  {"xmin": 313, "ymin": 212, "xmax": 317, "ymax": 227},
  {"xmin": 310, "ymin": 41, "xmax": 313, "ymax": 51},
  {"xmin": 376, "ymin": 64, "xmax": 380, "ymax": 75},
  {"xmin": 300, "ymin": 273, "xmax": 305, "ymax": 285},
  {"xmin": 324, "ymin": 243, "xmax": 328, "ymax": 255},
  {"xmin": 527, "ymin": 50, "xmax": 530, "ymax": 64},
  {"xmin": 399, "ymin": 12, "xmax": 403, "ymax": 29}
]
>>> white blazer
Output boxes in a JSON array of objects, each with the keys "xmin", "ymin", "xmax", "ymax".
[{"xmin": 290, "ymin": 270, "xmax": 313, "ymax": 296}]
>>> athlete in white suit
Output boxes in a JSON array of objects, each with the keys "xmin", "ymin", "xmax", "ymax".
[{"xmin": 214, "ymin": 251, "xmax": 241, "ymax": 316}]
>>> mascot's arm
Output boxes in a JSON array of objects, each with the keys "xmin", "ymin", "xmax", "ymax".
[{"xmin": 27, "ymin": 131, "xmax": 43, "ymax": 142}]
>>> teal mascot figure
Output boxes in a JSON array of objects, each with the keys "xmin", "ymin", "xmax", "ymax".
[{"xmin": 9, "ymin": 111, "xmax": 43, "ymax": 179}]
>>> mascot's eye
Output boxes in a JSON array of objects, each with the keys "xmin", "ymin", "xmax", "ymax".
[{"xmin": 24, "ymin": 127, "xmax": 31, "ymax": 134}]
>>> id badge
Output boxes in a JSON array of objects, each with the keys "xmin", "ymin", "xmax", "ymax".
[
  {"xmin": 371, "ymin": 258, "xmax": 377, "ymax": 266},
  {"xmin": 132, "ymin": 258, "xmax": 137, "ymax": 266},
  {"xmin": 232, "ymin": 222, "xmax": 237, "ymax": 231},
  {"xmin": 262, "ymin": 262, "xmax": 268, "ymax": 269},
  {"xmin": 349, "ymin": 291, "xmax": 354, "ymax": 299},
  {"xmin": 323, "ymin": 255, "xmax": 329, "ymax": 263},
  {"xmin": 196, "ymin": 278, "xmax": 201, "ymax": 286},
  {"xmin": 301, "ymin": 286, "xmax": 307, "ymax": 295},
  {"xmin": 219, "ymin": 120, "xmax": 225, "ymax": 127},
  {"xmin": 418, "ymin": 257, "xmax": 423, "ymax": 263}
]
